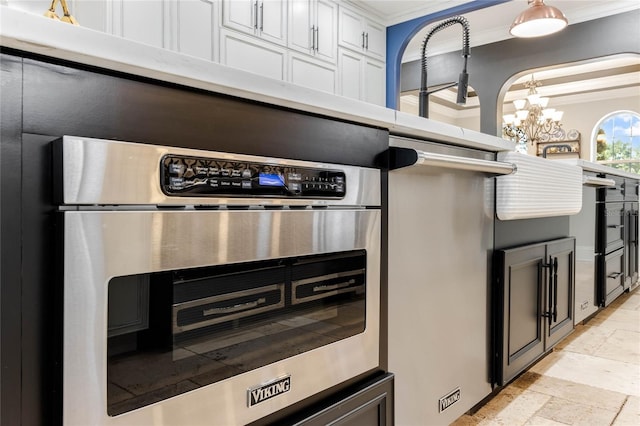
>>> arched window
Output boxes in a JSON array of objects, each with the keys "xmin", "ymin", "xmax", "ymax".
[{"xmin": 593, "ymin": 111, "xmax": 640, "ymax": 173}]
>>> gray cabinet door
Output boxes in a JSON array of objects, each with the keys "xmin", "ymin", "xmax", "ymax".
[
  {"xmin": 499, "ymin": 243, "xmax": 546, "ymax": 385},
  {"xmin": 497, "ymin": 238, "xmax": 576, "ymax": 386},
  {"xmin": 546, "ymin": 238, "xmax": 575, "ymax": 348}
]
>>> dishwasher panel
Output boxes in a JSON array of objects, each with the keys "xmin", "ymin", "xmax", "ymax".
[{"xmin": 385, "ymin": 136, "xmax": 510, "ymax": 425}]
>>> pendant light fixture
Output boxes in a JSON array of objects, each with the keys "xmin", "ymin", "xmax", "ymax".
[{"xmin": 510, "ymin": 0, "xmax": 568, "ymax": 38}]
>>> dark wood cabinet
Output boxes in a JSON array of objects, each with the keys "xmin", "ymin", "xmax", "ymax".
[{"xmin": 495, "ymin": 238, "xmax": 575, "ymax": 386}]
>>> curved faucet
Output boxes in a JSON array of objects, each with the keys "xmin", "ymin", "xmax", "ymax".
[{"xmin": 418, "ymin": 16, "xmax": 470, "ymax": 118}]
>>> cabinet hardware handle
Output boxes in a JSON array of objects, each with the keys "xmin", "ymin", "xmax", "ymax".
[
  {"xmin": 310, "ymin": 25, "xmax": 315, "ymax": 50},
  {"xmin": 607, "ymin": 272, "xmax": 623, "ymax": 279},
  {"xmin": 607, "ymin": 224, "xmax": 624, "ymax": 229},
  {"xmin": 365, "ymin": 32, "xmax": 369, "ymax": 49},
  {"xmin": 541, "ymin": 257, "xmax": 553, "ymax": 327},
  {"xmin": 362, "ymin": 31, "xmax": 365, "ymax": 48},
  {"xmin": 253, "ymin": 1, "xmax": 258, "ymax": 29},
  {"xmin": 315, "ymin": 27, "xmax": 319, "ymax": 52},
  {"xmin": 259, "ymin": 2, "xmax": 264, "ymax": 31},
  {"xmin": 553, "ymin": 257, "xmax": 558, "ymax": 323}
]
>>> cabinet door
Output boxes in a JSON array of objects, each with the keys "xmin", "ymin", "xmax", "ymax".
[
  {"xmin": 289, "ymin": 0, "xmax": 314, "ymax": 54},
  {"xmin": 339, "ymin": 6, "xmax": 365, "ymax": 52},
  {"xmin": 222, "ymin": 0, "xmax": 256, "ymax": 35},
  {"xmin": 71, "ymin": 0, "xmax": 109, "ymax": 32},
  {"xmin": 259, "ymin": 0, "xmax": 287, "ymax": 45},
  {"xmin": 175, "ymin": 0, "xmax": 217, "ymax": 61},
  {"xmin": 545, "ymin": 238, "xmax": 575, "ymax": 348},
  {"xmin": 315, "ymin": 0, "xmax": 338, "ymax": 63},
  {"xmin": 289, "ymin": 53, "xmax": 336, "ymax": 94},
  {"xmin": 498, "ymin": 243, "xmax": 546, "ymax": 386},
  {"xmin": 219, "ymin": 29, "xmax": 286, "ymax": 81},
  {"xmin": 113, "ymin": 0, "xmax": 167, "ymax": 48},
  {"xmin": 363, "ymin": 19, "xmax": 385, "ymax": 60},
  {"xmin": 338, "ymin": 48, "xmax": 363, "ymax": 101},
  {"xmin": 363, "ymin": 57, "xmax": 385, "ymax": 106},
  {"xmin": 602, "ymin": 248, "xmax": 625, "ymax": 306}
]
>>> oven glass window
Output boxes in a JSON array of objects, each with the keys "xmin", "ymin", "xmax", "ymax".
[{"xmin": 106, "ymin": 250, "xmax": 366, "ymax": 416}]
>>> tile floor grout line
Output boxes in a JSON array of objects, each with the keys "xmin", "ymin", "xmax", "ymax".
[{"xmin": 609, "ymin": 395, "xmax": 630, "ymax": 425}]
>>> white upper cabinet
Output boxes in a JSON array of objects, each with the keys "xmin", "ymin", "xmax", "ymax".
[
  {"xmin": 363, "ymin": 55, "xmax": 385, "ymax": 105},
  {"xmin": 113, "ymin": 0, "xmax": 168, "ymax": 48},
  {"xmin": 289, "ymin": 52, "xmax": 336, "ymax": 94},
  {"xmin": 174, "ymin": 0, "xmax": 218, "ymax": 62},
  {"xmin": 219, "ymin": 28, "xmax": 287, "ymax": 81},
  {"xmin": 362, "ymin": 18, "xmax": 385, "ymax": 59},
  {"xmin": 222, "ymin": 0, "xmax": 287, "ymax": 46},
  {"xmin": 338, "ymin": 5, "xmax": 385, "ymax": 61},
  {"xmin": 289, "ymin": 0, "xmax": 337, "ymax": 63},
  {"xmin": 338, "ymin": 47, "xmax": 385, "ymax": 106},
  {"xmin": 68, "ymin": 0, "xmax": 218, "ymax": 61}
]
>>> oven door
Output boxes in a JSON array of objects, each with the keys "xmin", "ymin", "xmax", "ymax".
[{"xmin": 62, "ymin": 208, "xmax": 380, "ymax": 426}]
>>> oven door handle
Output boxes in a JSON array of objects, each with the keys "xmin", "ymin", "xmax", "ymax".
[{"xmin": 385, "ymin": 147, "xmax": 516, "ymax": 175}]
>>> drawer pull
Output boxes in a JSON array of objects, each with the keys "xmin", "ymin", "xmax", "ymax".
[
  {"xmin": 203, "ymin": 297, "xmax": 266, "ymax": 316},
  {"xmin": 313, "ymin": 279, "xmax": 355, "ymax": 293},
  {"xmin": 607, "ymin": 224, "xmax": 624, "ymax": 229},
  {"xmin": 607, "ymin": 272, "xmax": 623, "ymax": 279}
]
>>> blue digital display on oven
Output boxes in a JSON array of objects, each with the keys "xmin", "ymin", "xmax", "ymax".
[{"xmin": 259, "ymin": 173, "xmax": 285, "ymax": 187}]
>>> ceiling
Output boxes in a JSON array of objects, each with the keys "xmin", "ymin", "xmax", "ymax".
[{"xmin": 348, "ymin": 0, "xmax": 640, "ymax": 61}]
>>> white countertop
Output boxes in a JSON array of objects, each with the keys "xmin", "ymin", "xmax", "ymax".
[
  {"xmin": 554, "ymin": 159, "xmax": 640, "ymax": 179},
  {"xmin": 0, "ymin": 6, "xmax": 514, "ymax": 152}
]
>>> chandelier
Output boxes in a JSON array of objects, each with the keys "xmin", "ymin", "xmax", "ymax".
[{"xmin": 502, "ymin": 75, "xmax": 564, "ymax": 145}]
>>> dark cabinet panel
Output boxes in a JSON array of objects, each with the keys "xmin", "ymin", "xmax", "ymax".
[
  {"xmin": 601, "ymin": 202, "xmax": 625, "ymax": 253},
  {"xmin": 1, "ymin": 52, "xmax": 24, "ymax": 426},
  {"xmin": 624, "ymin": 202, "xmax": 638, "ymax": 289},
  {"xmin": 292, "ymin": 373, "xmax": 393, "ymax": 426},
  {"xmin": 596, "ymin": 175, "xmax": 639, "ymax": 307},
  {"xmin": 495, "ymin": 238, "xmax": 575, "ymax": 386},
  {"xmin": 499, "ymin": 243, "xmax": 546, "ymax": 384},
  {"xmin": 602, "ymin": 248, "xmax": 625, "ymax": 305},
  {"xmin": 20, "ymin": 58, "xmax": 387, "ymax": 168}
]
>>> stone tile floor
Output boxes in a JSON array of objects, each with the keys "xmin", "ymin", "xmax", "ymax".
[{"xmin": 452, "ymin": 286, "xmax": 640, "ymax": 426}]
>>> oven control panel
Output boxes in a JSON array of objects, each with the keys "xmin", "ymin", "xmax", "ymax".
[{"xmin": 161, "ymin": 155, "xmax": 346, "ymax": 198}]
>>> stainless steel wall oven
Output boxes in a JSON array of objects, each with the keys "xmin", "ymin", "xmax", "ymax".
[{"xmin": 55, "ymin": 136, "xmax": 381, "ymax": 425}]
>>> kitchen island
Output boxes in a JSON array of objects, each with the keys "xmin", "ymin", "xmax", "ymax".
[{"xmin": 2, "ymin": 5, "xmax": 637, "ymax": 426}]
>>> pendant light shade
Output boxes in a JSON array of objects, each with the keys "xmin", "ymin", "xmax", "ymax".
[{"xmin": 510, "ymin": 0, "xmax": 568, "ymax": 38}]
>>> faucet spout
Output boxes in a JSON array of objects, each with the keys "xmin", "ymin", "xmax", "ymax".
[{"xmin": 419, "ymin": 16, "xmax": 470, "ymax": 118}]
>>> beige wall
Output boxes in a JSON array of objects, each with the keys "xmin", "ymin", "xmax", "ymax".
[{"xmin": 548, "ymin": 95, "xmax": 640, "ymax": 161}]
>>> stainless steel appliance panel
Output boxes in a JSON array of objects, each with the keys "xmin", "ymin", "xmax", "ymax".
[
  {"xmin": 62, "ymin": 208, "xmax": 380, "ymax": 426},
  {"xmin": 57, "ymin": 136, "xmax": 380, "ymax": 207},
  {"xmin": 387, "ymin": 136, "xmax": 500, "ymax": 425},
  {"xmin": 571, "ymin": 178, "xmax": 599, "ymax": 323}
]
